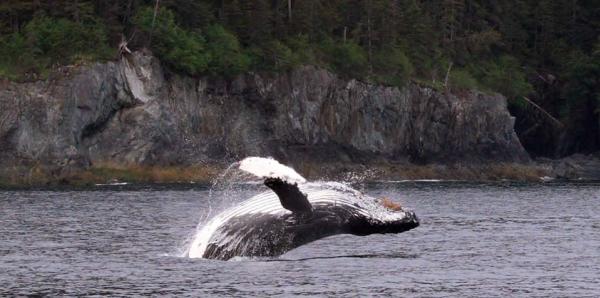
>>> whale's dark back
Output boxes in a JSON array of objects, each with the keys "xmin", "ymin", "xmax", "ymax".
[{"xmin": 202, "ymin": 204, "xmax": 358, "ymax": 260}]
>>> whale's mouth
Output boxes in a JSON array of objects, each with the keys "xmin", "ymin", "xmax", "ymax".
[{"xmin": 371, "ymin": 209, "xmax": 420, "ymax": 234}]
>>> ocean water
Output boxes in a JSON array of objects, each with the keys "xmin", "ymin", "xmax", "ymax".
[{"xmin": 1, "ymin": 182, "xmax": 599, "ymax": 297}]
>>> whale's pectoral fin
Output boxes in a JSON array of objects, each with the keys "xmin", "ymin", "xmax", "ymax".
[{"xmin": 264, "ymin": 178, "xmax": 312, "ymax": 214}]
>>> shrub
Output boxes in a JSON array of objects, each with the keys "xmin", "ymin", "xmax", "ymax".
[
  {"xmin": 561, "ymin": 48, "xmax": 600, "ymax": 112},
  {"xmin": 249, "ymin": 40, "xmax": 298, "ymax": 72},
  {"xmin": 134, "ymin": 7, "xmax": 209, "ymax": 75},
  {"xmin": 372, "ymin": 46, "xmax": 414, "ymax": 87},
  {"xmin": 323, "ymin": 40, "xmax": 368, "ymax": 78},
  {"xmin": 478, "ymin": 55, "xmax": 533, "ymax": 100},
  {"xmin": 556, "ymin": 45, "xmax": 600, "ymax": 134},
  {"xmin": 0, "ymin": 33, "xmax": 36, "ymax": 79},
  {"xmin": 25, "ymin": 15, "xmax": 111, "ymax": 65},
  {"xmin": 247, "ymin": 35, "xmax": 319, "ymax": 72},
  {"xmin": 285, "ymin": 34, "xmax": 317, "ymax": 66},
  {"xmin": 0, "ymin": 15, "xmax": 111, "ymax": 80},
  {"xmin": 449, "ymin": 68, "xmax": 479, "ymax": 91},
  {"xmin": 204, "ymin": 24, "xmax": 250, "ymax": 77},
  {"xmin": 267, "ymin": 40, "xmax": 297, "ymax": 71}
]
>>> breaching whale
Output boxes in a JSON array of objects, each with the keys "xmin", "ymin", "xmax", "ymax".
[{"xmin": 188, "ymin": 157, "xmax": 419, "ymax": 260}]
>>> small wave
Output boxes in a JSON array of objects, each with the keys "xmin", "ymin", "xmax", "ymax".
[
  {"xmin": 269, "ymin": 252, "xmax": 420, "ymax": 262},
  {"xmin": 188, "ymin": 252, "xmax": 420, "ymax": 262},
  {"xmin": 375, "ymin": 179, "xmax": 457, "ymax": 183},
  {"xmin": 94, "ymin": 182, "xmax": 129, "ymax": 186}
]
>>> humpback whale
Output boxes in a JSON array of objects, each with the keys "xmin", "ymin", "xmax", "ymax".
[{"xmin": 188, "ymin": 157, "xmax": 419, "ymax": 260}]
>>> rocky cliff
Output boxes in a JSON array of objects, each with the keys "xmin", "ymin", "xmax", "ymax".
[{"xmin": 0, "ymin": 51, "xmax": 530, "ymax": 182}]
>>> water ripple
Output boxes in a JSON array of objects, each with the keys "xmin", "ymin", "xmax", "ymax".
[{"xmin": 1, "ymin": 182, "xmax": 599, "ymax": 296}]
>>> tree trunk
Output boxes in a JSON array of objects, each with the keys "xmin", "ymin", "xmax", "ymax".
[
  {"xmin": 149, "ymin": 0, "xmax": 160, "ymax": 46},
  {"xmin": 444, "ymin": 62, "xmax": 453, "ymax": 89},
  {"xmin": 367, "ymin": 0, "xmax": 373, "ymax": 76}
]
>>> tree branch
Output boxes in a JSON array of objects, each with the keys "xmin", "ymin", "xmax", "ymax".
[{"xmin": 522, "ymin": 96, "xmax": 564, "ymax": 128}]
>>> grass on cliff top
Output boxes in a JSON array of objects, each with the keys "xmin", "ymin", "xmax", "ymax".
[
  {"xmin": 70, "ymin": 164, "xmax": 220, "ymax": 185},
  {"xmin": 300, "ymin": 161, "xmax": 550, "ymax": 183},
  {"xmin": 0, "ymin": 161, "xmax": 551, "ymax": 188},
  {"xmin": 383, "ymin": 163, "xmax": 549, "ymax": 182},
  {"xmin": 0, "ymin": 164, "xmax": 220, "ymax": 187},
  {"xmin": 82, "ymin": 162, "xmax": 549, "ymax": 185}
]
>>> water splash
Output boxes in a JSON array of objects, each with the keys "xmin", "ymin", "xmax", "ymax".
[
  {"xmin": 181, "ymin": 157, "xmax": 306, "ymax": 257},
  {"xmin": 238, "ymin": 157, "xmax": 306, "ymax": 184},
  {"xmin": 340, "ymin": 168, "xmax": 379, "ymax": 192},
  {"xmin": 185, "ymin": 157, "xmax": 300, "ymax": 257}
]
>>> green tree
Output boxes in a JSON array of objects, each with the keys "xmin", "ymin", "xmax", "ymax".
[
  {"xmin": 24, "ymin": 14, "xmax": 111, "ymax": 64},
  {"xmin": 0, "ymin": 32, "xmax": 35, "ymax": 79},
  {"xmin": 372, "ymin": 45, "xmax": 414, "ymax": 86},
  {"xmin": 204, "ymin": 24, "xmax": 249, "ymax": 77},
  {"xmin": 163, "ymin": 0, "xmax": 216, "ymax": 30},
  {"xmin": 477, "ymin": 55, "xmax": 533, "ymax": 100},
  {"xmin": 324, "ymin": 39, "xmax": 368, "ymax": 78},
  {"xmin": 449, "ymin": 68, "xmax": 478, "ymax": 91},
  {"xmin": 134, "ymin": 7, "xmax": 209, "ymax": 75}
]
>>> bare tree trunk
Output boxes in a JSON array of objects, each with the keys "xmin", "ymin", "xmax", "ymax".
[
  {"xmin": 74, "ymin": 0, "xmax": 80, "ymax": 23},
  {"xmin": 288, "ymin": 0, "xmax": 292, "ymax": 22},
  {"xmin": 123, "ymin": 0, "xmax": 135, "ymax": 23},
  {"xmin": 522, "ymin": 96, "xmax": 564, "ymax": 128},
  {"xmin": 119, "ymin": 34, "xmax": 132, "ymax": 56},
  {"xmin": 444, "ymin": 62, "xmax": 453, "ymax": 89},
  {"xmin": 219, "ymin": 0, "xmax": 225, "ymax": 22},
  {"xmin": 149, "ymin": 0, "xmax": 160, "ymax": 46},
  {"xmin": 367, "ymin": 0, "xmax": 373, "ymax": 76}
]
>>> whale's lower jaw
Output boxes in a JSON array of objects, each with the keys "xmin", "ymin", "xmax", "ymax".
[{"xmin": 199, "ymin": 207, "xmax": 420, "ymax": 260}]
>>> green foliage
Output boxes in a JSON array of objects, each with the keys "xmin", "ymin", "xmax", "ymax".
[
  {"xmin": 249, "ymin": 40, "xmax": 297, "ymax": 72},
  {"xmin": 0, "ymin": 14, "xmax": 111, "ymax": 80},
  {"xmin": 323, "ymin": 40, "xmax": 368, "ymax": 79},
  {"xmin": 0, "ymin": 33, "xmax": 35, "ymax": 79},
  {"xmin": 134, "ymin": 7, "xmax": 208, "ymax": 75},
  {"xmin": 477, "ymin": 55, "xmax": 533, "ymax": 100},
  {"xmin": 163, "ymin": 0, "xmax": 215, "ymax": 30},
  {"xmin": 246, "ymin": 35, "xmax": 319, "ymax": 72},
  {"xmin": 560, "ymin": 47, "xmax": 600, "ymax": 117},
  {"xmin": 449, "ymin": 69, "xmax": 479, "ymax": 91},
  {"xmin": 372, "ymin": 46, "xmax": 414, "ymax": 87},
  {"xmin": 285, "ymin": 35, "xmax": 317, "ymax": 66},
  {"xmin": 204, "ymin": 24, "xmax": 249, "ymax": 77},
  {"xmin": 24, "ymin": 15, "xmax": 111, "ymax": 64}
]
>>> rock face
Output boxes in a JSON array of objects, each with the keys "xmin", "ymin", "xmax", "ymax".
[
  {"xmin": 0, "ymin": 51, "xmax": 529, "ymax": 177},
  {"xmin": 540, "ymin": 153, "xmax": 600, "ymax": 180}
]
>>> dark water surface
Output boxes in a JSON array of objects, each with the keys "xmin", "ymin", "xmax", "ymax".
[{"xmin": 1, "ymin": 182, "xmax": 599, "ymax": 297}]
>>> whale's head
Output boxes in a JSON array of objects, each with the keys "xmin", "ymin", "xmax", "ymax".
[
  {"xmin": 371, "ymin": 208, "xmax": 420, "ymax": 234},
  {"xmin": 344, "ymin": 197, "xmax": 420, "ymax": 236}
]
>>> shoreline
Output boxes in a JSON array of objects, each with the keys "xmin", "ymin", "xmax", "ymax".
[
  {"xmin": 1, "ymin": 160, "xmax": 593, "ymax": 189},
  {"xmin": 2, "ymin": 176, "xmax": 599, "ymax": 191}
]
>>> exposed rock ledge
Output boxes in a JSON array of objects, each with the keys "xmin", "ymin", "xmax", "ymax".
[{"xmin": 0, "ymin": 51, "xmax": 534, "ymax": 184}]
